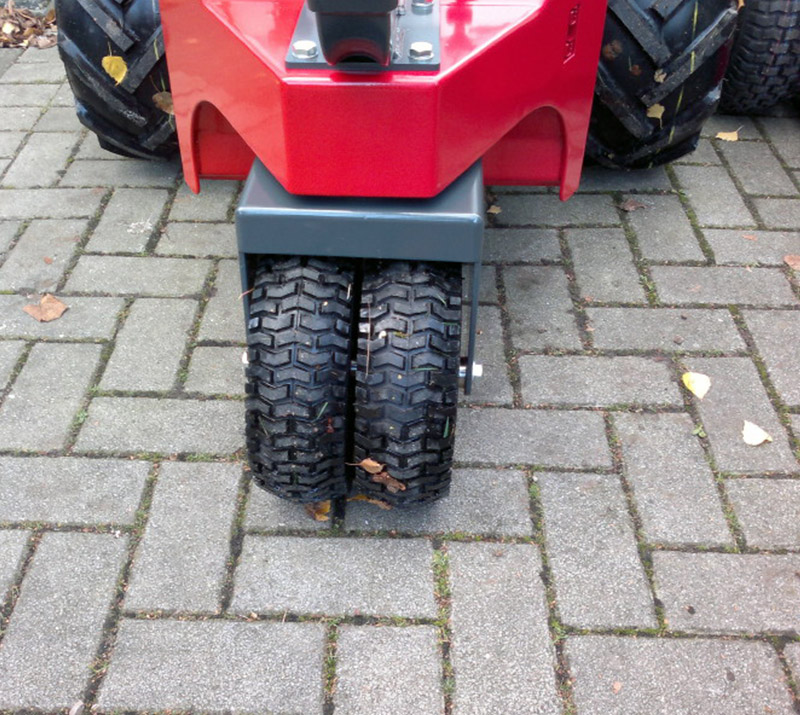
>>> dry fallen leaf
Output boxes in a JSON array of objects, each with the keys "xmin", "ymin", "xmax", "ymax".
[
  {"xmin": 612, "ymin": 681, "xmax": 623, "ymax": 695},
  {"xmin": 715, "ymin": 130, "xmax": 739, "ymax": 142},
  {"xmin": 2, "ymin": 21, "xmax": 16, "ymax": 35},
  {"xmin": 742, "ymin": 234, "xmax": 758, "ymax": 242},
  {"xmin": 68, "ymin": 702, "xmax": 84, "ymax": 715},
  {"xmin": 742, "ymin": 420, "xmax": 772, "ymax": 446},
  {"xmin": 654, "ymin": 69, "xmax": 666, "ymax": 83},
  {"xmin": 619, "ymin": 198, "xmax": 646, "ymax": 212},
  {"xmin": 646, "ymin": 103, "xmax": 665, "ymax": 120},
  {"xmin": 102, "ymin": 55, "xmax": 128, "ymax": 85},
  {"xmin": 487, "ymin": 205, "xmax": 502, "ymax": 215},
  {"xmin": 152, "ymin": 91, "xmax": 174, "ymax": 115},
  {"xmin": 347, "ymin": 457, "xmax": 385, "ymax": 474},
  {"xmin": 783, "ymin": 255, "xmax": 800, "ymax": 271},
  {"xmin": 681, "ymin": 372, "xmax": 711, "ymax": 400},
  {"xmin": 0, "ymin": 3, "xmax": 57, "ymax": 49},
  {"xmin": 737, "ymin": 0, "xmax": 745, "ymax": 9},
  {"xmin": 372, "ymin": 471, "xmax": 407, "ymax": 493},
  {"xmin": 22, "ymin": 294, "xmax": 68, "ymax": 322},
  {"xmin": 303, "ymin": 500, "xmax": 331, "ymax": 522},
  {"xmin": 348, "ymin": 494, "xmax": 393, "ymax": 510}
]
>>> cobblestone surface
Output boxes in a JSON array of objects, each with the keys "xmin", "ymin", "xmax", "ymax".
[{"xmin": 0, "ymin": 47, "xmax": 798, "ymax": 713}]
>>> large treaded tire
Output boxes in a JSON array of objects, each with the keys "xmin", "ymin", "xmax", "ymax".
[
  {"xmin": 245, "ymin": 257, "xmax": 353, "ymax": 503},
  {"xmin": 587, "ymin": 0, "xmax": 738, "ymax": 169},
  {"xmin": 720, "ymin": 0, "xmax": 800, "ymax": 114},
  {"xmin": 56, "ymin": 0, "xmax": 178, "ymax": 160},
  {"xmin": 353, "ymin": 262, "xmax": 461, "ymax": 507}
]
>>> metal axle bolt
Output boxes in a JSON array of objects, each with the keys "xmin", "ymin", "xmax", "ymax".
[
  {"xmin": 292, "ymin": 40, "xmax": 318, "ymax": 59},
  {"xmin": 409, "ymin": 41, "xmax": 434, "ymax": 61}
]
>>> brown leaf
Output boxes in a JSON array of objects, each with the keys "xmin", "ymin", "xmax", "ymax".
[
  {"xmin": 783, "ymin": 255, "xmax": 800, "ymax": 271},
  {"xmin": 22, "ymin": 294, "xmax": 68, "ymax": 322},
  {"xmin": 742, "ymin": 234, "xmax": 758, "ymax": 242},
  {"xmin": 486, "ymin": 205, "xmax": 502, "ymax": 215},
  {"xmin": 715, "ymin": 130, "xmax": 739, "ymax": 142},
  {"xmin": 348, "ymin": 494, "xmax": 393, "ymax": 510},
  {"xmin": 43, "ymin": 256, "xmax": 53, "ymax": 264},
  {"xmin": 619, "ymin": 198, "xmax": 646, "ymax": 212},
  {"xmin": 33, "ymin": 34, "xmax": 56, "ymax": 49},
  {"xmin": 612, "ymin": 681, "xmax": 623, "ymax": 695},
  {"xmin": 152, "ymin": 91, "xmax": 174, "ymax": 116},
  {"xmin": 371, "ymin": 471, "xmax": 407, "ymax": 493},
  {"xmin": 303, "ymin": 500, "xmax": 331, "ymax": 522},
  {"xmin": 737, "ymin": 0, "xmax": 744, "ymax": 9},
  {"xmin": 347, "ymin": 457, "xmax": 385, "ymax": 474}
]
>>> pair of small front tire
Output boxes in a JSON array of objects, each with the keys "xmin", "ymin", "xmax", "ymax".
[{"xmin": 245, "ymin": 257, "xmax": 461, "ymax": 507}]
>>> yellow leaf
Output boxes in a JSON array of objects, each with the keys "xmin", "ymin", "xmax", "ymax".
[
  {"xmin": 715, "ymin": 130, "xmax": 739, "ymax": 142},
  {"xmin": 653, "ymin": 69, "xmax": 666, "ymax": 84},
  {"xmin": 152, "ymin": 91, "xmax": 174, "ymax": 115},
  {"xmin": 742, "ymin": 420, "xmax": 772, "ymax": 446},
  {"xmin": 646, "ymin": 103, "xmax": 665, "ymax": 120},
  {"xmin": 2, "ymin": 22, "xmax": 17, "ymax": 35},
  {"xmin": 737, "ymin": 0, "xmax": 745, "ymax": 9},
  {"xmin": 303, "ymin": 500, "xmax": 331, "ymax": 522},
  {"xmin": 487, "ymin": 205, "xmax": 502, "ymax": 215},
  {"xmin": 348, "ymin": 494, "xmax": 393, "ymax": 510},
  {"xmin": 347, "ymin": 458, "xmax": 385, "ymax": 474},
  {"xmin": 102, "ymin": 55, "xmax": 128, "ymax": 86},
  {"xmin": 681, "ymin": 372, "xmax": 711, "ymax": 400}
]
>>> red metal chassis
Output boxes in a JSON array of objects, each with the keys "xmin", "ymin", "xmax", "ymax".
[{"xmin": 160, "ymin": 0, "xmax": 607, "ymax": 199}]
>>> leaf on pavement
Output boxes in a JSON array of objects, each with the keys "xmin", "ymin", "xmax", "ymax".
[
  {"xmin": 303, "ymin": 500, "xmax": 331, "ymax": 522},
  {"xmin": 152, "ymin": 91, "xmax": 174, "ymax": 115},
  {"xmin": 372, "ymin": 471, "xmax": 407, "ymax": 493},
  {"xmin": 348, "ymin": 494, "xmax": 393, "ymax": 510},
  {"xmin": 487, "ymin": 205, "xmax": 502, "ymax": 215},
  {"xmin": 347, "ymin": 457, "xmax": 385, "ymax": 474},
  {"xmin": 742, "ymin": 420, "xmax": 772, "ymax": 446},
  {"xmin": 715, "ymin": 130, "xmax": 739, "ymax": 142},
  {"xmin": 681, "ymin": 371, "xmax": 711, "ymax": 400},
  {"xmin": 22, "ymin": 294, "xmax": 68, "ymax": 323},
  {"xmin": 612, "ymin": 682, "xmax": 623, "ymax": 695},
  {"xmin": 619, "ymin": 198, "xmax": 646, "ymax": 212},
  {"xmin": 783, "ymin": 255, "xmax": 800, "ymax": 271},
  {"xmin": 102, "ymin": 55, "xmax": 128, "ymax": 85}
]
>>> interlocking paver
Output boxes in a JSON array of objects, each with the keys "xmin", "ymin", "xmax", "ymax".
[
  {"xmin": 185, "ymin": 345, "xmax": 244, "ymax": 395},
  {"xmin": 97, "ymin": 620, "xmax": 325, "ymax": 712},
  {"xmin": 654, "ymin": 551, "xmax": 800, "ymax": 634},
  {"xmin": 672, "ymin": 165, "xmax": 754, "ymax": 227},
  {"xmin": 0, "ymin": 106, "xmax": 41, "ymax": 130},
  {"xmin": 449, "ymin": 542, "xmax": 561, "ymax": 715},
  {"xmin": 586, "ymin": 307, "xmax": 744, "ymax": 351},
  {"xmin": 615, "ymin": 413, "xmax": 731, "ymax": 546},
  {"xmin": 232, "ymin": 536, "xmax": 436, "ymax": 617},
  {"xmin": 156, "ymin": 221, "xmax": 237, "ymax": 257},
  {"xmin": 502, "ymin": 265, "xmax": 581, "ymax": 349},
  {"xmin": 567, "ymin": 636, "xmax": 795, "ymax": 715},
  {"xmin": 520, "ymin": 355, "xmax": 681, "ymax": 407},
  {"xmin": 455, "ymin": 408, "xmax": 611, "ymax": 468},
  {"xmin": 484, "ymin": 227, "xmax": 561, "ymax": 263},
  {"xmin": 86, "ymin": 188, "xmax": 169, "ymax": 253},
  {"xmin": 675, "ymin": 137, "xmax": 720, "ymax": 165},
  {"xmin": 101, "ymin": 298, "xmax": 196, "ymax": 391},
  {"xmin": 687, "ymin": 357, "xmax": 798, "ymax": 473},
  {"xmin": 0, "ymin": 219, "xmax": 19, "ymax": 252},
  {"xmin": 651, "ymin": 266, "xmax": 797, "ymax": 306},
  {"xmin": 346, "ymin": 468, "xmax": 532, "ymax": 536},
  {"xmin": 759, "ymin": 117, "xmax": 800, "ymax": 168},
  {"xmin": 754, "ymin": 197, "xmax": 800, "ymax": 229},
  {"xmin": 787, "ymin": 643, "xmax": 800, "ymax": 683},
  {"xmin": 702, "ymin": 115, "xmax": 760, "ymax": 140},
  {"xmin": 496, "ymin": 193, "xmax": 619, "ymax": 227},
  {"xmin": 1, "ymin": 132, "xmax": 79, "ymax": 188},
  {"xmin": 125, "ymin": 462, "xmax": 239, "ymax": 612},
  {"xmin": 567, "ymin": 227, "xmax": 645, "ymax": 303},
  {"xmin": 462, "ymin": 263, "xmax": 498, "ymax": 304},
  {"xmin": 0, "ymin": 340, "xmax": 24, "ymax": 389},
  {"xmin": 0, "ymin": 295, "xmax": 123, "ymax": 338},
  {"xmin": 0, "ymin": 132, "xmax": 24, "ymax": 158},
  {"xmin": 0, "ymin": 532, "xmax": 127, "ymax": 709},
  {"xmin": 577, "ymin": 165, "xmax": 671, "ymax": 191},
  {"xmin": 0, "ymin": 530, "xmax": 27, "ymax": 599},
  {"xmin": 625, "ymin": 194, "xmax": 705, "ymax": 262},
  {"xmin": 0, "ymin": 83, "xmax": 57, "ymax": 106},
  {"xmin": 461, "ymin": 306, "xmax": 513, "ymax": 405},
  {"xmin": 743, "ymin": 309, "xmax": 800, "ymax": 406},
  {"xmin": 0, "ymin": 218, "xmax": 85, "ymax": 292},
  {"xmin": 169, "ymin": 179, "xmax": 238, "ymax": 221},
  {"xmin": 75, "ymin": 397, "xmax": 243, "ymax": 454},
  {"xmin": 62, "ymin": 158, "xmax": 179, "ymax": 187},
  {"xmin": 0, "ymin": 342, "xmax": 101, "ymax": 451},
  {"xmin": 0, "ymin": 187, "xmax": 103, "ymax": 219},
  {"xmin": 33, "ymin": 105, "xmax": 83, "ymax": 132},
  {"xmin": 0, "ymin": 61, "xmax": 64, "ymax": 83},
  {"xmin": 703, "ymin": 228, "xmax": 800, "ymax": 264},
  {"xmin": 726, "ymin": 478, "xmax": 800, "ymax": 549},
  {"xmin": 65, "ymin": 255, "xmax": 210, "ymax": 296},
  {"xmin": 717, "ymin": 139, "xmax": 798, "ymax": 197},
  {"xmin": 245, "ymin": 482, "xmax": 331, "ymax": 532},
  {"xmin": 197, "ymin": 258, "xmax": 245, "ymax": 342},
  {"xmin": 0, "ymin": 457, "xmax": 148, "ymax": 524},
  {"xmin": 335, "ymin": 626, "xmax": 444, "ymax": 715},
  {"xmin": 539, "ymin": 472, "xmax": 656, "ymax": 629}
]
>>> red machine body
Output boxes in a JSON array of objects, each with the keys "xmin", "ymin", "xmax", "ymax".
[{"xmin": 159, "ymin": 0, "xmax": 607, "ymax": 199}]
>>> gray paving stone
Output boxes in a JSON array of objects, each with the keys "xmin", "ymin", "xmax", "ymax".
[
  {"xmin": 245, "ymin": 482, "xmax": 330, "ymax": 532},
  {"xmin": 0, "ymin": 48, "xmax": 22, "ymax": 77},
  {"xmin": 0, "ymin": 105, "xmax": 41, "ymax": 130},
  {"xmin": 539, "ymin": 472, "xmax": 656, "ymax": 628},
  {"xmin": 86, "ymin": 188, "xmax": 169, "ymax": 253},
  {"xmin": 0, "ymin": 529, "xmax": 27, "ymax": 600},
  {"xmin": 33, "ymin": 105, "xmax": 83, "ymax": 132},
  {"xmin": 17, "ymin": 47, "xmax": 62, "ymax": 64},
  {"xmin": 169, "ymin": 179, "xmax": 238, "ymax": 222},
  {"xmin": 185, "ymin": 345, "xmax": 244, "ymax": 395},
  {"xmin": 101, "ymin": 298, "xmax": 197, "ymax": 391},
  {"xmin": 625, "ymin": 194, "xmax": 705, "ymax": 262},
  {"xmin": 335, "ymin": 626, "xmax": 444, "ymax": 715},
  {"xmin": 0, "ymin": 157, "xmax": 7, "ymax": 175},
  {"xmin": 0, "ymin": 218, "xmax": 19, "ymax": 252},
  {"xmin": 50, "ymin": 82, "xmax": 75, "ymax": 106},
  {"xmin": 75, "ymin": 397, "xmax": 243, "ymax": 454},
  {"xmin": 787, "ymin": 643, "xmax": 800, "ymax": 683},
  {"xmin": 62, "ymin": 158, "xmax": 179, "ymax": 187},
  {"xmin": 232, "ymin": 536, "xmax": 436, "ymax": 617},
  {"xmin": 0, "ymin": 532, "xmax": 127, "ymax": 709},
  {"xmin": 0, "ymin": 61, "xmax": 64, "ymax": 83},
  {"xmin": 687, "ymin": 357, "xmax": 798, "ymax": 473},
  {"xmin": 449, "ymin": 542, "xmax": 561, "ymax": 715},
  {"xmin": 760, "ymin": 117, "xmax": 800, "ymax": 168},
  {"xmin": 76, "ymin": 134, "xmax": 136, "ymax": 160},
  {"xmin": 674, "ymin": 137, "xmax": 721, "ymax": 165},
  {"xmin": 744, "ymin": 309, "xmax": 800, "ymax": 406},
  {"xmin": 567, "ymin": 228, "xmax": 645, "ymax": 303},
  {"xmin": 0, "ymin": 131, "xmax": 25, "ymax": 158},
  {"xmin": 496, "ymin": 193, "xmax": 619, "ymax": 227},
  {"xmin": 97, "ymin": 620, "xmax": 325, "ymax": 713},
  {"xmin": 462, "ymin": 263, "xmax": 498, "ymax": 304},
  {"xmin": 156, "ymin": 221, "xmax": 237, "ymax": 257},
  {"xmin": 718, "ymin": 139, "xmax": 798, "ymax": 197},
  {"xmin": 520, "ymin": 355, "xmax": 681, "ymax": 407},
  {"xmin": 755, "ymin": 198, "xmax": 800, "ymax": 229},
  {"xmin": 567, "ymin": 636, "xmax": 795, "ymax": 715},
  {"xmin": 616, "ymin": 413, "xmax": 731, "ymax": 547},
  {"xmin": 484, "ymin": 227, "xmax": 561, "ymax": 263},
  {"xmin": 651, "ymin": 266, "xmax": 797, "ymax": 306},
  {"xmin": 0, "ymin": 342, "xmax": 101, "ymax": 451},
  {"xmin": 0, "ymin": 187, "xmax": 103, "ymax": 219},
  {"xmin": 586, "ymin": 307, "xmax": 744, "ymax": 352},
  {"xmin": 0, "ymin": 82, "xmax": 57, "ymax": 106},
  {"xmin": 1, "ymin": 132, "xmax": 79, "ymax": 188},
  {"xmin": 672, "ymin": 165, "xmax": 755, "ymax": 227},
  {"xmin": 702, "ymin": 115, "xmax": 760, "ymax": 140},
  {"xmin": 0, "ymin": 456, "xmax": 148, "ymax": 525},
  {"xmin": 0, "ymin": 295, "xmax": 123, "ymax": 339},
  {"xmin": 577, "ymin": 165, "xmax": 671, "ymax": 192},
  {"xmin": 197, "ymin": 258, "xmax": 245, "ymax": 342},
  {"xmin": 456, "ymin": 407, "xmax": 611, "ymax": 468},
  {"xmin": 502, "ymin": 266, "xmax": 581, "ymax": 350},
  {"xmin": 461, "ymin": 306, "xmax": 513, "ymax": 405},
  {"xmin": 0, "ymin": 339, "xmax": 23, "ymax": 389},
  {"xmin": 654, "ymin": 551, "xmax": 800, "ymax": 634},
  {"xmin": 346, "ymin": 468, "xmax": 532, "ymax": 536},
  {"xmin": 125, "ymin": 462, "xmax": 239, "ymax": 612},
  {"xmin": 65, "ymin": 255, "xmax": 211, "ymax": 296},
  {"xmin": 726, "ymin": 478, "xmax": 800, "ymax": 549},
  {"xmin": 0, "ymin": 218, "xmax": 85, "ymax": 292},
  {"xmin": 703, "ymin": 228, "xmax": 800, "ymax": 265}
]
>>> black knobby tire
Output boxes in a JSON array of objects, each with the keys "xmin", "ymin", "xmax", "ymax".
[
  {"xmin": 246, "ymin": 257, "xmax": 353, "ymax": 503},
  {"xmin": 720, "ymin": 0, "xmax": 800, "ymax": 114},
  {"xmin": 587, "ymin": 0, "xmax": 738, "ymax": 169},
  {"xmin": 56, "ymin": 0, "xmax": 178, "ymax": 159},
  {"xmin": 353, "ymin": 262, "xmax": 461, "ymax": 507}
]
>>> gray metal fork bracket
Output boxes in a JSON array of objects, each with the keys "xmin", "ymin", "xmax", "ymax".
[{"xmin": 236, "ymin": 159, "xmax": 484, "ymax": 393}]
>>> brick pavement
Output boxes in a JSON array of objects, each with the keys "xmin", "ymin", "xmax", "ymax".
[{"xmin": 0, "ymin": 46, "xmax": 798, "ymax": 713}]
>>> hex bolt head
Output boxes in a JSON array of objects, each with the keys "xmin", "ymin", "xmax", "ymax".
[
  {"xmin": 409, "ymin": 41, "xmax": 434, "ymax": 61},
  {"xmin": 292, "ymin": 40, "xmax": 318, "ymax": 60}
]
